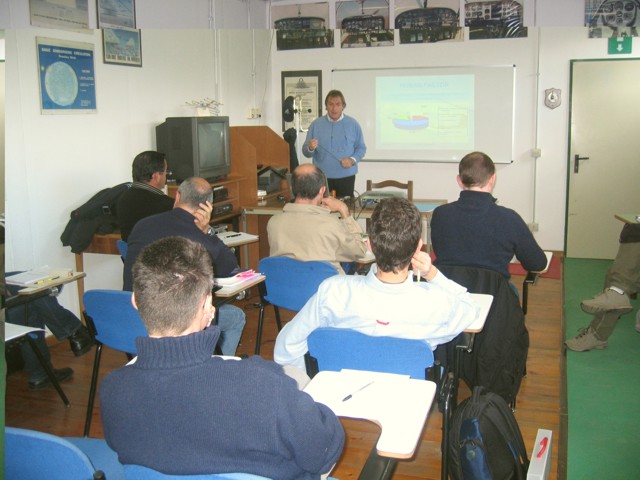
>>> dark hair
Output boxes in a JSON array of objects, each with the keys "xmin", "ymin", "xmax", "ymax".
[
  {"xmin": 177, "ymin": 177, "xmax": 213, "ymax": 207},
  {"xmin": 132, "ymin": 236, "xmax": 214, "ymax": 335},
  {"xmin": 325, "ymin": 89, "xmax": 346, "ymax": 108},
  {"xmin": 459, "ymin": 151, "xmax": 495, "ymax": 188},
  {"xmin": 369, "ymin": 197, "xmax": 421, "ymax": 273},
  {"xmin": 291, "ymin": 165, "xmax": 325, "ymax": 200},
  {"xmin": 132, "ymin": 151, "xmax": 166, "ymax": 182}
]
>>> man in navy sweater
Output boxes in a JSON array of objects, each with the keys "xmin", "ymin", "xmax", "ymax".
[
  {"xmin": 431, "ymin": 151, "xmax": 547, "ymax": 283},
  {"xmin": 101, "ymin": 236, "xmax": 344, "ymax": 479},
  {"xmin": 123, "ymin": 177, "xmax": 244, "ymax": 356}
]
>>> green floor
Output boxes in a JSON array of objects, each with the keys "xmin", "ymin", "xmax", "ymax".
[{"xmin": 564, "ymin": 259, "xmax": 640, "ymax": 479}]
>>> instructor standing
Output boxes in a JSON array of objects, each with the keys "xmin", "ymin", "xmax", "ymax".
[{"xmin": 302, "ymin": 90, "xmax": 366, "ymax": 198}]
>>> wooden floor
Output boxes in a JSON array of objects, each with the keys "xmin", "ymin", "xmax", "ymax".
[{"xmin": 5, "ymin": 271, "xmax": 564, "ymax": 480}]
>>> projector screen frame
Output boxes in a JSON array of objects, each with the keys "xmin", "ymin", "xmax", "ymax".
[{"xmin": 331, "ymin": 64, "xmax": 516, "ymax": 164}]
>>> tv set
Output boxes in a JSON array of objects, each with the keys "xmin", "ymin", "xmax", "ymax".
[{"xmin": 155, "ymin": 116, "xmax": 231, "ymax": 183}]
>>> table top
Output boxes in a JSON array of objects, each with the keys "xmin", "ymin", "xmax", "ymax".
[
  {"xmin": 5, "ymin": 323, "xmax": 45, "ymax": 342},
  {"xmin": 215, "ymin": 273, "xmax": 265, "ymax": 298},
  {"xmin": 466, "ymin": 293, "xmax": 494, "ymax": 333},
  {"xmin": 216, "ymin": 231, "xmax": 260, "ymax": 248},
  {"xmin": 243, "ymin": 198, "xmax": 447, "ymax": 219},
  {"xmin": 615, "ymin": 213, "xmax": 640, "ymax": 224},
  {"xmin": 15, "ymin": 271, "xmax": 86, "ymax": 296},
  {"xmin": 304, "ymin": 369, "xmax": 436, "ymax": 459}
]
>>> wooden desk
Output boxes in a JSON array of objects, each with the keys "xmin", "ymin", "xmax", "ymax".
[
  {"xmin": 304, "ymin": 369, "xmax": 436, "ymax": 459},
  {"xmin": 242, "ymin": 197, "xmax": 447, "ymax": 269}
]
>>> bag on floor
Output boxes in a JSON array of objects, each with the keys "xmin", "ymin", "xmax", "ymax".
[{"xmin": 449, "ymin": 386, "xmax": 529, "ymax": 480}]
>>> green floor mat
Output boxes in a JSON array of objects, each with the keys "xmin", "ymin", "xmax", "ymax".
[{"xmin": 564, "ymin": 258, "xmax": 640, "ymax": 479}]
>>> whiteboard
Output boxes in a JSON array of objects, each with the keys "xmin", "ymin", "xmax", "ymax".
[{"xmin": 332, "ymin": 65, "xmax": 515, "ymax": 164}]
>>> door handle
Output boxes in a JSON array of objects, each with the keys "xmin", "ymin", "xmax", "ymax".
[{"xmin": 574, "ymin": 154, "xmax": 589, "ymax": 173}]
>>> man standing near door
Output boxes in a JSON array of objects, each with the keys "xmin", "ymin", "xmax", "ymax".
[{"xmin": 302, "ymin": 90, "xmax": 366, "ymax": 198}]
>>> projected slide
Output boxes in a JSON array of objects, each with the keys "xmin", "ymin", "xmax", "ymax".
[{"xmin": 376, "ymin": 75, "xmax": 474, "ymax": 151}]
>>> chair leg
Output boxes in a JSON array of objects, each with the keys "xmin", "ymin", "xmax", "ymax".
[
  {"xmin": 25, "ymin": 335, "xmax": 70, "ymax": 407},
  {"xmin": 84, "ymin": 343, "xmax": 103, "ymax": 437},
  {"xmin": 440, "ymin": 378, "xmax": 454, "ymax": 480},
  {"xmin": 274, "ymin": 305, "xmax": 283, "ymax": 331},
  {"xmin": 255, "ymin": 303, "xmax": 265, "ymax": 355}
]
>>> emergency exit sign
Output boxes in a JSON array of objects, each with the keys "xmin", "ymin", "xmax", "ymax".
[{"xmin": 608, "ymin": 37, "xmax": 632, "ymax": 54}]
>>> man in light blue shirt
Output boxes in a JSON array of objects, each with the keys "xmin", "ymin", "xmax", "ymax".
[
  {"xmin": 274, "ymin": 197, "xmax": 479, "ymax": 371},
  {"xmin": 302, "ymin": 90, "xmax": 366, "ymax": 198}
]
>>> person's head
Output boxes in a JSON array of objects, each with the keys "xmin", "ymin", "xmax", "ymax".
[
  {"xmin": 132, "ymin": 236, "xmax": 215, "ymax": 337},
  {"xmin": 291, "ymin": 164, "xmax": 326, "ymax": 202},
  {"xmin": 457, "ymin": 151, "xmax": 496, "ymax": 191},
  {"xmin": 132, "ymin": 151, "xmax": 169, "ymax": 189},
  {"xmin": 175, "ymin": 177, "xmax": 213, "ymax": 211},
  {"xmin": 369, "ymin": 197, "xmax": 422, "ymax": 274},
  {"xmin": 325, "ymin": 90, "xmax": 346, "ymax": 121}
]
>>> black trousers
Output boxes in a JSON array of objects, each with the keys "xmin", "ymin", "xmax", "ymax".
[{"xmin": 327, "ymin": 175, "xmax": 355, "ymax": 199}]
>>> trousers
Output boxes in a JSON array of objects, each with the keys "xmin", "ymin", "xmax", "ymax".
[
  {"xmin": 5, "ymin": 278, "xmax": 82, "ymax": 382},
  {"xmin": 217, "ymin": 304, "xmax": 246, "ymax": 356}
]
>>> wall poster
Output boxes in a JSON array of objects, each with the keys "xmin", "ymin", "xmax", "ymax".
[
  {"xmin": 37, "ymin": 37, "xmax": 97, "ymax": 114},
  {"xmin": 281, "ymin": 70, "xmax": 322, "ymax": 132}
]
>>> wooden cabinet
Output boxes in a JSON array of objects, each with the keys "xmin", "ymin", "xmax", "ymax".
[{"xmin": 229, "ymin": 126, "xmax": 290, "ymax": 269}]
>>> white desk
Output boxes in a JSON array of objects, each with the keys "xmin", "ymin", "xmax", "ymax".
[
  {"xmin": 304, "ymin": 369, "xmax": 436, "ymax": 459},
  {"xmin": 215, "ymin": 273, "xmax": 265, "ymax": 298},
  {"xmin": 467, "ymin": 293, "xmax": 494, "ymax": 333}
]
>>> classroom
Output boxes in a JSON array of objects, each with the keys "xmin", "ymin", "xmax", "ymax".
[{"xmin": 2, "ymin": 0, "xmax": 639, "ymax": 478}]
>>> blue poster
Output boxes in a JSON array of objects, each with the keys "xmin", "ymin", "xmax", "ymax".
[{"xmin": 37, "ymin": 37, "xmax": 96, "ymax": 113}]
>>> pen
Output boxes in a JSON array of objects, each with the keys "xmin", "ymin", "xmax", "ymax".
[
  {"xmin": 226, "ymin": 233, "xmax": 241, "ymax": 238},
  {"xmin": 342, "ymin": 381, "xmax": 374, "ymax": 402}
]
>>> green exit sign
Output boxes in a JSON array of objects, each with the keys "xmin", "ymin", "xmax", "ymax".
[{"xmin": 608, "ymin": 37, "xmax": 632, "ymax": 54}]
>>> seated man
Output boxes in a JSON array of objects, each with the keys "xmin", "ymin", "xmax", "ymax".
[
  {"xmin": 101, "ymin": 236, "xmax": 344, "ymax": 479},
  {"xmin": 267, "ymin": 163, "xmax": 368, "ymax": 274},
  {"xmin": 5, "ymin": 282, "xmax": 92, "ymax": 390},
  {"xmin": 123, "ymin": 177, "xmax": 245, "ymax": 356},
  {"xmin": 116, "ymin": 151, "xmax": 175, "ymax": 241},
  {"xmin": 431, "ymin": 151, "xmax": 547, "ymax": 281},
  {"xmin": 566, "ymin": 223, "xmax": 640, "ymax": 351},
  {"xmin": 274, "ymin": 197, "xmax": 479, "ymax": 370}
]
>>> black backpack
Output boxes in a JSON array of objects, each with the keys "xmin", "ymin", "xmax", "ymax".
[
  {"xmin": 60, "ymin": 182, "xmax": 131, "ymax": 253},
  {"xmin": 449, "ymin": 386, "xmax": 529, "ymax": 480}
]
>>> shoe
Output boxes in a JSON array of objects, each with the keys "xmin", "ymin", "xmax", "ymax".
[
  {"xmin": 635, "ymin": 310, "xmax": 640, "ymax": 334},
  {"xmin": 68, "ymin": 325, "xmax": 93, "ymax": 357},
  {"xmin": 28, "ymin": 367, "xmax": 74, "ymax": 390},
  {"xmin": 565, "ymin": 327, "xmax": 608, "ymax": 352},
  {"xmin": 580, "ymin": 288, "xmax": 632, "ymax": 314}
]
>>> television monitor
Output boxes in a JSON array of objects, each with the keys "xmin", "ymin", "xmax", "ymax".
[{"xmin": 155, "ymin": 116, "xmax": 231, "ymax": 183}]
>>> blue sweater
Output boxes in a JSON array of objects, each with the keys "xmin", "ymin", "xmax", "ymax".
[
  {"xmin": 100, "ymin": 327, "xmax": 344, "ymax": 480},
  {"xmin": 123, "ymin": 208, "xmax": 238, "ymax": 290},
  {"xmin": 431, "ymin": 190, "xmax": 547, "ymax": 279},
  {"xmin": 302, "ymin": 114, "xmax": 366, "ymax": 179}
]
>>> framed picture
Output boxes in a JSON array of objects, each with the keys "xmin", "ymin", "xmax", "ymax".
[
  {"xmin": 97, "ymin": 0, "xmax": 136, "ymax": 29},
  {"xmin": 281, "ymin": 70, "xmax": 322, "ymax": 131},
  {"xmin": 102, "ymin": 28, "xmax": 142, "ymax": 67}
]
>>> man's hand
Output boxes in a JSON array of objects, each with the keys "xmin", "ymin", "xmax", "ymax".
[
  {"xmin": 411, "ymin": 251, "xmax": 437, "ymax": 282},
  {"xmin": 321, "ymin": 196, "xmax": 350, "ymax": 218},
  {"xmin": 339, "ymin": 157, "xmax": 355, "ymax": 169},
  {"xmin": 193, "ymin": 201, "xmax": 213, "ymax": 233},
  {"xmin": 308, "ymin": 139, "xmax": 319, "ymax": 152}
]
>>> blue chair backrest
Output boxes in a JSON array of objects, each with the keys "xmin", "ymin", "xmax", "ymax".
[
  {"xmin": 117, "ymin": 239, "xmax": 128, "ymax": 259},
  {"xmin": 5, "ymin": 427, "xmax": 103, "ymax": 480},
  {"xmin": 124, "ymin": 464, "xmax": 272, "ymax": 480},
  {"xmin": 307, "ymin": 327, "xmax": 434, "ymax": 379},
  {"xmin": 258, "ymin": 257, "xmax": 338, "ymax": 311},
  {"xmin": 84, "ymin": 289, "xmax": 147, "ymax": 355}
]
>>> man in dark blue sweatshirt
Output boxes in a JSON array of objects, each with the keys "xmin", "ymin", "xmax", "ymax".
[{"xmin": 101, "ymin": 236, "xmax": 344, "ymax": 479}]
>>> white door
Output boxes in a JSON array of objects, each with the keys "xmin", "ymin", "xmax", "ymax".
[{"xmin": 567, "ymin": 59, "xmax": 640, "ymax": 259}]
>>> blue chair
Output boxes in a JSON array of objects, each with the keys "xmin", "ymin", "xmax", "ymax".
[
  {"xmin": 124, "ymin": 465, "xmax": 272, "ymax": 480},
  {"xmin": 305, "ymin": 327, "xmax": 454, "ymax": 480},
  {"xmin": 255, "ymin": 257, "xmax": 338, "ymax": 354},
  {"xmin": 5, "ymin": 426, "xmax": 125, "ymax": 480},
  {"xmin": 116, "ymin": 240, "xmax": 128, "ymax": 260},
  {"xmin": 83, "ymin": 290, "xmax": 148, "ymax": 437}
]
